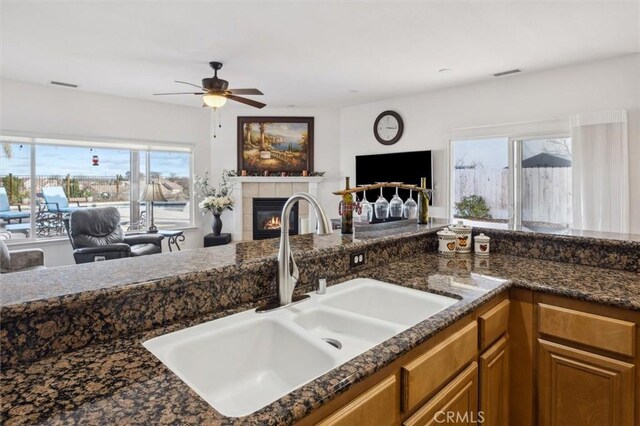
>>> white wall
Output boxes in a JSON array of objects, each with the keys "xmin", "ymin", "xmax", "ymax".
[
  {"xmin": 2, "ymin": 53, "xmax": 638, "ymax": 267},
  {"xmin": 339, "ymin": 54, "xmax": 640, "ymax": 233},
  {"xmin": 208, "ymin": 106, "xmax": 342, "ymax": 231},
  {"xmin": 0, "ymin": 79, "xmax": 342, "ymax": 265},
  {"xmin": 0, "ymin": 78, "xmax": 211, "ymax": 266}
]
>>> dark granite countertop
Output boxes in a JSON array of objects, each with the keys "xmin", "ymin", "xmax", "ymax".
[
  {"xmin": 0, "ymin": 220, "xmax": 447, "ymax": 309},
  {"xmin": 2, "ymin": 251, "xmax": 639, "ymax": 425}
]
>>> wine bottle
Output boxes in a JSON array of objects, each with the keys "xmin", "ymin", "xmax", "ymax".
[
  {"xmin": 417, "ymin": 177, "xmax": 429, "ymax": 224},
  {"xmin": 341, "ymin": 177, "xmax": 354, "ymax": 234}
]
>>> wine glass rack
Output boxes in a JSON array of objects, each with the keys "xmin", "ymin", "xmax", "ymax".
[{"xmin": 332, "ymin": 182, "xmax": 431, "ymax": 196}]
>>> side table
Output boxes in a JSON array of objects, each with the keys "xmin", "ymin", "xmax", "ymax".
[
  {"xmin": 158, "ymin": 230, "xmax": 185, "ymax": 252},
  {"xmin": 204, "ymin": 233, "xmax": 232, "ymax": 247}
]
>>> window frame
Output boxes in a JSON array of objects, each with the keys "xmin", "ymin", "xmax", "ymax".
[
  {"xmin": 449, "ymin": 131, "xmax": 571, "ymax": 229},
  {"xmin": 1, "ymin": 133, "xmax": 195, "ymax": 243}
]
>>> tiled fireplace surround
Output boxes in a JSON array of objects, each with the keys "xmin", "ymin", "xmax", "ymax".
[{"xmin": 230, "ymin": 177, "xmax": 324, "ymax": 241}]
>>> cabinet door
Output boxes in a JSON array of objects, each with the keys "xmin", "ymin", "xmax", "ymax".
[
  {"xmin": 318, "ymin": 375, "xmax": 397, "ymax": 426},
  {"xmin": 479, "ymin": 335, "xmax": 509, "ymax": 426},
  {"xmin": 403, "ymin": 362, "xmax": 478, "ymax": 426},
  {"xmin": 538, "ymin": 339, "xmax": 635, "ymax": 426}
]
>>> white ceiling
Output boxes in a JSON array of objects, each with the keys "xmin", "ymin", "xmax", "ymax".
[{"xmin": 1, "ymin": 1, "xmax": 638, "ymax": 109}]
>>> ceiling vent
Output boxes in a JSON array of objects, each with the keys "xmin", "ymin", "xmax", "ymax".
[
  {"xmin": 50, "ymin": 81, "xmax": 78, "ymax": 88},
  {"xmin": 492, "ymin": 69, "xmax": 522, "ymax": 77}
]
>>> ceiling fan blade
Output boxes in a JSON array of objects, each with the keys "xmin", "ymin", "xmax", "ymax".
[
  {"xmin": 175, "ymin": 80, "xmax": 205, "ymax": 90},
  {"xmin": 153, "ymin": 92, "xmax": 204, "ymax": 95},
  {"xmin": 227, "ymin": 88, "xmax": 264, "ymax": 95},
  {"xmin": 225, "ymin": 94, "xmax": 266, "ymax": 109}
]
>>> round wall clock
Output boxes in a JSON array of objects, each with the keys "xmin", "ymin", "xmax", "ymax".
[{"xmin": 373, "ymin": 110, "xmax": 404, "ymax": 145}]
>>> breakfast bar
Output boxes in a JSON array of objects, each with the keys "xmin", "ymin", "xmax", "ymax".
[{"xmin": 1, "ymin": 221, "xmax": 639, "ymax": 425}]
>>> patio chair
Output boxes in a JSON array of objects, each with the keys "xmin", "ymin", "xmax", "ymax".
[
  {"xmin": 0, "ymin": 187, "xmax": 30, "ymax": 224},
  {"xmin": 41, "ymin": 186, "xmax": 83, "ymax": 214},
  {"xmin": 63, "ymin": 207, "xmax": 164, "ymax": 264}
]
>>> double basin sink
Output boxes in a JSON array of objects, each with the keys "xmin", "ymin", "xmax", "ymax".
[{"xmin": 143, "ymin": 278, "xmax": 458, "ymax": 417}]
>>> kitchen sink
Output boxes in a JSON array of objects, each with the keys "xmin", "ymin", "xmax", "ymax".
[
  {"xmin": 319, "ymin": 278, "xmax": 458, "ymax": 326},
  {"xmin": 290, "ymin": 306, "xmax": 404, "ymax": 358},
  {"xmin": 144, "ymin": 314, "xmax": 340, "ymax": 417},
  {"xmin": 143, "ymin": 278, "xmax": 458, "ymax": 417}
]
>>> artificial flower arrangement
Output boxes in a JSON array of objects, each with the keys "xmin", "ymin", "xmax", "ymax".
[{"xmin": 195, "ymin": 170, "xmax": 236, "ymax": 216}]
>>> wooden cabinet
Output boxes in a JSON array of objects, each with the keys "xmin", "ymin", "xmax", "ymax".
[
  {"xmin": 538, "ymin": 303, "xmax": 636, "ymax": 358},
  {"xmin": 403, "ymin": 363, "xmax": 479, "ymax": 426},
  {"xmin": 318, "ymin": 375, "xmax": 397, "ymax": 426},
  {"xmin": 537, "ymin": 339, "xmax": 634, "ymax": 426},
  {"xmin": 479, "ymin": 335, "xmax": 509, "ymax": 426},
  {"xmin": 478, "ymin": 299, "xmax": 510, "ymax": 350},
  {"xmin": 304, "ymin": 292, "xmax": 639, "ymax": 426},
  {"xmin": 536, "ymin": 294, "xmax": 639, "ymax": 426},
  {"xmin": 401, "ymin": 322, "xmax": 478, "ymax": 411}
]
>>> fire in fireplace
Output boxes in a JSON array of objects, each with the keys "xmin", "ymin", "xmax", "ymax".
[
  {"xmin": 253, "ymin": 198, "xmax": 298, "ymax": 240},
  {"xmin": 262, "ymin": 216, "xmax": 281, "ymax": 230}
]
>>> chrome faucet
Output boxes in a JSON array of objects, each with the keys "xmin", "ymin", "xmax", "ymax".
[{"xmin": 277, "ymin": 192, "xmax": 332, "ymax": 306}]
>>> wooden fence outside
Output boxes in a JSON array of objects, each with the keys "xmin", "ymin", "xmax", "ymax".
[{"xmin": 454, "ymin": 167, "xmax": 572, "ymax": 225}]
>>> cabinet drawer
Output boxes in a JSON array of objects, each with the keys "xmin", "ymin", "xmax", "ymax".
[
  {"xmin": 403, "ymin": 362, "xmax": 479, "ymax": 426},
  {"xmin": 318, "ymin": 375, "xmax": 397, "ymax": 426},
  {"xmin": 402, "ymin": 322, "xmax": 478, "ymax": 412},
  {"xmin": 538, "ymin": 303, "xmax": 635, "ymax": 357},
  {"xmin": 479, "ymin": 299, "xmax": 510, "ymax": 350}
]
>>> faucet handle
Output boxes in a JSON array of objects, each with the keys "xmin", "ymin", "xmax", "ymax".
[{"xmin": 317, "ymin": 278, "xmax": 327, "ymax": 295}]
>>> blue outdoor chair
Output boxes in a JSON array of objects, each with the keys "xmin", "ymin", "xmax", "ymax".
[
  {"xmin": 0, "ymin": 187, "xmax": 30, "ymax": 223},
  {"xmin": 41, "ymin": 186, "xmax": 82, "ymax": 214}
]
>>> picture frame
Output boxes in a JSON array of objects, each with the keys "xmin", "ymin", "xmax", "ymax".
[{"xmin": 237, "ymin": 117, "xmax": 314, "ymax": 174}]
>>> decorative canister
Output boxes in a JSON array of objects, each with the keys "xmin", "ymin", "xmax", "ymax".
[
  {"xmin": 474, "ymin": 233, "xmax": 491, "ymax": 256},
  {"xmin": 450, "ymin": 220, "xmax": 472, "ymax": 253},
  {"xmin": 437, "ymin": 228, "xmax": 457, "ymax": 255}
]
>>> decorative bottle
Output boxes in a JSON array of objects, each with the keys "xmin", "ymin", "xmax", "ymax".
[
  {"xmin": 341, "ymin": 177, "xmax": 354, "ymax": 234},
  {"xmin": 417, "ymin": 177, "xmax": 429, "ymax": 224}
]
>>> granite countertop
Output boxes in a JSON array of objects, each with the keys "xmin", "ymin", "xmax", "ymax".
[
  {"xmin": 0, "ymin": 220, "xmax": 447, "ymax": 309},
  {"xmin": 2, "ymin": 251, "xmax": 639, "ymax": 425}
]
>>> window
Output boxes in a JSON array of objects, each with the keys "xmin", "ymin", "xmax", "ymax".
[
  {"xmin": 0, "ymin": 136, "xmax": 193, "ymax": 241},
  {"xmin": 451, "ymin": 137, "xmax": 509, "ymax": 226},
  {"xmin": 451, "ymin": 135, "xmax": 572, "ymax": 230},
  {"xmin": 517, "ymin": 137, "xmax": 572, "ymax": 230},
  {"xmin": 0, "ymin": 142, "xmax": 32, "ymax": 238}
]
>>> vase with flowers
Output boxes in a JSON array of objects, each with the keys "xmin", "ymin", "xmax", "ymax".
[{"xmin": 195, "ymin": 170, "xmax": 235, "ymax": 236}]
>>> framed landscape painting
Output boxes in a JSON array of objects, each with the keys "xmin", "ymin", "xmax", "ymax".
[{"xmin": 237, "ymin": 117, "xmax": 314, "ymax": 173}]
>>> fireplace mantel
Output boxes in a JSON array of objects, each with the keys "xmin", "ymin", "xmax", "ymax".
[
  {"xmin": 230, "ymin": 176, "xmax": 324, "ymax": 241},
  {"xmin": 229, "ymin": 176, "xmax": 324, "ymax": 184}
]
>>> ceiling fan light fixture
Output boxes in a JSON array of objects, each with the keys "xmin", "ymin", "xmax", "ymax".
[{"xmin": 203, "ymin": 94, "xmax": 227, "ymax": 108}]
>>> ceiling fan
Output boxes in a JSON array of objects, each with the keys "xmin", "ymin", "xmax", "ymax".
[{"xmin": 154, "ymin": 61, "xmax": 266, "ymax": 109}]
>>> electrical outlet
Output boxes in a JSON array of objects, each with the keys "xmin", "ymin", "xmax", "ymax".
[{"xmin": 349, "ymin": 250, "xmax": 366, "ymax": 268}]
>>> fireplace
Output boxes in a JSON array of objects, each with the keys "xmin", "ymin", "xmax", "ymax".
[{"xmin": 252, "ymin": 198, "xmax": 298, "ymax": 240}]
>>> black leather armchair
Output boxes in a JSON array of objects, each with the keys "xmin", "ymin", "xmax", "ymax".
[{"xmin": 64, "ymin": 207, "xmax": 164, "ymax": 264}]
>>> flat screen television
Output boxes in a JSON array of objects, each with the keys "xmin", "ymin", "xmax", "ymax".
[{"xmin": 355, "ymin": 150, "xmax": 432, "ymax": 203}]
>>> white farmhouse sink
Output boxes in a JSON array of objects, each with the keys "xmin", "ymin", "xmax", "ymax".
[
  {"xmin": 320, "ymin": 279, "xmax": 459, "ymax": 326},
  {"xmin": 148, "ymin": 317, "xmax": 338, "ymax": 417},
  {"xmin": 290, "ymin": 306, "xmax": 404, "ymax": 358},
  {"xmin": 143, "ymin": 278, "xmax": 458, "ymax": 417}
]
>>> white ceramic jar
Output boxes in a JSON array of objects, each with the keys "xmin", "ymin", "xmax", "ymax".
[
  {"xmin": 450, "ymin": 220, "xmax": 472, "ymax": 253},
  {"xmin": 474, "ymin": 233, "xmax": 491, "ymax": 256},
  {"xmin": 437, "ymin": 228, "xmax": 457, "ymax": 255}
]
